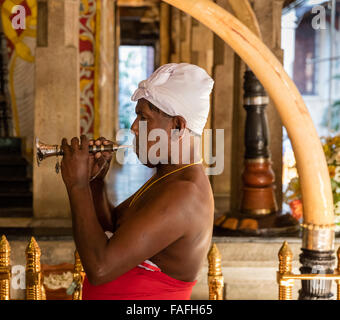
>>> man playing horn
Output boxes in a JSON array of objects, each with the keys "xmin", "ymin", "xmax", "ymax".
[{"xmin": 60, "ymin": 63, "xmax": 215, "ymax": 300}]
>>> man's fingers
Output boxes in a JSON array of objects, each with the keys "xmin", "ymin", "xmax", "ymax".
[
  {"xmin": 61, "ymin": 138, "xmax": 72, "ymax": 156},
  {"xmin": 88, "ymin": 152, "xmax": 94, "ymax": 168},
  {"xmin": 61, "ymin": 138, "xmax": 68, "ymax": 146},
  {"xmin": 92, "ymin": 137, "xmax": 115, "ymax": 160},
  {"xmin": 103, "ymin": 140, "xmax": 116, "ymax": 147},
  {"xmin": 71, "ymin": 137, "xmax": 80, "ymax": 150},
  {"xmin": 94, "ymin": 137, "xmax": 115, "ymax": 146},
  {"xmin": 95, "ymin": 137, "xmax": 106, "ymax": 146},
  {"xmin": 80, "ymin": 135, "xmax": 89, "ymax": 152}
]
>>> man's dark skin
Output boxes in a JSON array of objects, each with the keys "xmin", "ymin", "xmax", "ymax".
[{"xmin": 61, "ymin": 98, "xmax": 214, "ymax": 286}]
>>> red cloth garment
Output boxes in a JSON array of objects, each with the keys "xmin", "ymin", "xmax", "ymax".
[{"xmin": 82, "ymin": 260, "xmax": 197, "ymax": 300}]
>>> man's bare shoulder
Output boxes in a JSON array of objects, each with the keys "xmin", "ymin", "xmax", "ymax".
[
  {"xmin": 145, "ymin": 179, "xmax": 199, "ymax": 210},
  {"xmin": 145, "ymin": 175, "xmax": 212, "ymax": 218},
  {"xmin": 165, "ymin": 179, "xmax": 199, "ymax": 194}
]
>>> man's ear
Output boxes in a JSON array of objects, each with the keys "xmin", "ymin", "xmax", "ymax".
[
  {"xmin": 172, "ymin": 116, "xmax": 186, "ymax": 131},
  {"xmin": 171, "ymin": 116, "xmax": 186, "ymax": 142}
]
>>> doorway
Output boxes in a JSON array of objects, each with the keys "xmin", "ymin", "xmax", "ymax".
[{"xmin": 108, "ymin": 3, "xmax": 161, "ymax": 206}]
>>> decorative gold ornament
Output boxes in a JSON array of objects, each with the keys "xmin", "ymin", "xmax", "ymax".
[
  {"xmin": 207, "ymin": 243, "xmax": 224, "ymax": 300},
  {"xmin": 25, "ymin": 237, "xmax": 43, "ymax": 300},
  {"xmin": 0, "ymin": 235, "xmax": 11, "ymax": 300}
]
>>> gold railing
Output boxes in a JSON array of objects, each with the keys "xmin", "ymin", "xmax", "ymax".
[
  {"xmin": 277, "ymin": 241, "xmax": 340, "ymax": 300},
  {"xmin": 0, "ymin": 235, "xmax": 84, "ymax": 300},
  {"xmin": 2, "ymin": 235, "xmax": 223, "ymax": 300}
]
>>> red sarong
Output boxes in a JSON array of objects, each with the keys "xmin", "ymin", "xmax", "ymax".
[{"xmin": 82, "ymin": 260, "xmax": 197, "ymax": 300}]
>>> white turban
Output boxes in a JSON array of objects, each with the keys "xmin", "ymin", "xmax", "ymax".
[{"xmin": 131, "ymin": 63, "xmax": 214, "ymax": 135}]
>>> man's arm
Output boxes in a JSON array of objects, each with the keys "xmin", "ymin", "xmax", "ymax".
[
  {"xmin": 68, "ymin": 180, "xmax": 194, "ymax": 286},
  {"xmin": 88, "ymin": 137, "xmax": 122, "ymax": 232},
  {"xmin": 90, "ymin": 179, "xmax": 115, "ymax": 232}
]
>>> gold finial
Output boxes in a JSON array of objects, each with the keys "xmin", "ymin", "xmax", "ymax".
[
  {"xmin": 0, "ymin": 235, "xmax": 11, "ymax": 264},
  {"xmin": 278, "ymin": 241, "xmax": 293, "ymax": 274},
  {"xmin": 277, "ymin": 241, "xmax": 294, "ymax": 300},
  {"xmin": 0, "ymin": 235, "xmax": 11, "ymax": 300},
  {"xmin": 71, "ymin": 250, "xmax": 85, "ymax": 300},
  {"xmin": 208, "ymin": 243, "xmax": 222, "ymax": 276},
  {"xmin": 207, "ymin": 243, "xmax": 224, "ymax": 300},
  {"xmin": 26, "ymin": 237, "xmax": 40, "ymax": 253},
  {"xmin": 25, "ymin": 237, "xmax": 43, "ymax": 300}
]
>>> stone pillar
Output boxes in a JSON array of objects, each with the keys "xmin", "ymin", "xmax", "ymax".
[
  {"xmin": 191, "ymin": 17, "xmax": 214, "ymax": 133},
  {"xmin": 33, "ymin": 0, "xmax": 80, "ymax": 218},
  {"xmin": 98, "ymin": 0, "xmax": 116, "ymax": 140},
  {"xmin": 211, "ymin": 0, "xmax": 235, "ymax": 213}
]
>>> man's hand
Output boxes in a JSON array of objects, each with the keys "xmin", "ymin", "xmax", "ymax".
[
  {"xmin": 88, "ymin": 137, "xmax": 116, "ymax": 181},
  {"xmin": 61, "ymin": 135, "xmax": 91, "ymax": 192}
]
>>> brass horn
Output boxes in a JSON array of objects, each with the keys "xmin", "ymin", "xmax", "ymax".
[{"xmin": 35, "ymin": 137, "xmax": 132, "ymax": 166}]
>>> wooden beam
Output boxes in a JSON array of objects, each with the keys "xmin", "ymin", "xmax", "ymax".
[
  {"xmin": 228, "ymin": 0, "xmax": 262, "ymax": 39},
  {"xmin": 117, "ymin": 0, "xmax": 159, "ymax": 7},
  {"xmin": 160, "ymin": 2, "xmax": 170, "ymax": 65}
]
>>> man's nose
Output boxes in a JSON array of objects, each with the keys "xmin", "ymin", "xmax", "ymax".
[{"xmin": 130, "ymin": 118, "xmax": 138, "ymax": 136}]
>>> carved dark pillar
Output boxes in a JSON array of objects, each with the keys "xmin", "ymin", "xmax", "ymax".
[
  {"xmin": 240, "ymin": 69, "xmax": 278, "ymax": 215},
  {"xmin": 214, "ymin": 68, "xmax": 299, "ymax": 236}
]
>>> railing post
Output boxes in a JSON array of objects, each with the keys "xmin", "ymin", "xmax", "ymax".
[
  {"xmin": 25, "ymin": 237, "xmax": 43, "ymax": 300},
  {"xmin": 0, "ymin": 235, "xmax": 11, "ymax": 300},
  {"xmin": 208, "ymin": 243, "xmax": 224, "ymax": 300},
  {"xmin": 72, "ymin": 250, "xmax": 85, "ymax": 300},
  {"xmin": 278, "ymin": 241, "xmax": 294, "ymax": 300}
]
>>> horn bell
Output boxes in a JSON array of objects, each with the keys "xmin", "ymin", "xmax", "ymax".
[{"xmin": 35, "ymin": 138, "xmax": 61, "ymax": 166}]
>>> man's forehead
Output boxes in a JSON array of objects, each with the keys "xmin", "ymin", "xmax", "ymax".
[{"xmin": 135, "ymin": 99, "xmax": 150, "ymax": 113}]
